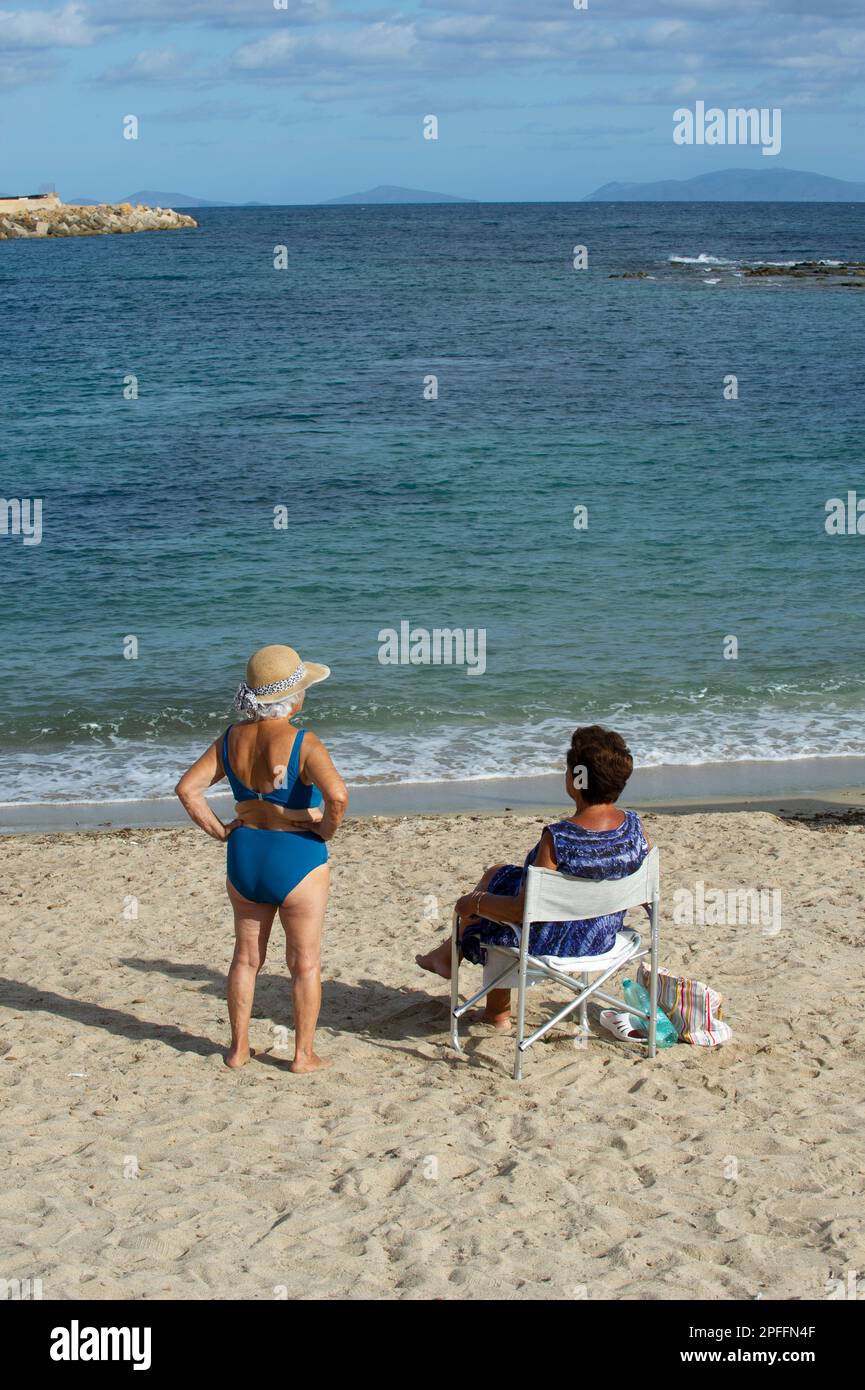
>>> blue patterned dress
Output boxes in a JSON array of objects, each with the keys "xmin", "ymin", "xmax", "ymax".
[{"xmin": 461, "ymin": 810, "xmax": 649, "ymax": 964}]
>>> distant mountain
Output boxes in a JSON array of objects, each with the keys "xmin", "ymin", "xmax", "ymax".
[
  {"xmin": 322, "ymin": 184, "xmax": 473, "ymax": 205},
  {"xmin": 120, "ymin": 190, "xmax": 232, "ymax": 208},
  {"xmin": 61, "ymin": 190, "xmax": 232, "ymax": 208},
  {"xmin": 585, "ymin": 167, "xmax": 865, "ymax": 202}
]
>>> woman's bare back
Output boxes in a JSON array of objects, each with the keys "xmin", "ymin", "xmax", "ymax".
[{"xmin": 227, "ymin": 720, "xmax": 306, "ymax": 794}]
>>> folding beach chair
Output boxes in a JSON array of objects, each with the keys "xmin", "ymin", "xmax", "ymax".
[{"xmin": 450, "ymin": 846, "xmax": 660, "ymax": 1080}]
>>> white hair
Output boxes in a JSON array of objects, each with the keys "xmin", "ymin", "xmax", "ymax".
[
  {"xmin": 252, "ymin": 693, "xmax": 303, "ymax": 720},
  {"xmin": 233, "ymin": 684, "xmax": 304, "ymax": 720}
]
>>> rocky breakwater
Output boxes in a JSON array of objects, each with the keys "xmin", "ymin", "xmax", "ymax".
[
  {"xmin": 0, "ymin": 201, "xmax": 198, "ymax": 240},
  {"xmin": 741, "ymin": 260, "xmax": 865, "ymax": 286}
]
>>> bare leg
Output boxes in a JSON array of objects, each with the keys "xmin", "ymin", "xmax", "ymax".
[
  {"xmin": 225, "ymin": 880, "xmax": 276, "ymax": 1068},
  {"xmin": 279, "ymin": 864, "xmax": 331, "ymax": 1074},
  {"xmin": 467, "ymin": 987, "xmax": 513, "ymax": 1031},
  {"xmin": 416, "ymin": 862, "xmax": 508, "ymax": 982}
]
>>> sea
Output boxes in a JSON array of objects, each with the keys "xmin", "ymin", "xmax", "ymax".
[{"xmin": 1, "ymin": 201, "xmax": 863, "ymax": 812}]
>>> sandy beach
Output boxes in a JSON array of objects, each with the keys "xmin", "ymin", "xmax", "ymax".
[{"xmin": 2, "ymin": 807, "xmax": 864, "ymax": 1301}]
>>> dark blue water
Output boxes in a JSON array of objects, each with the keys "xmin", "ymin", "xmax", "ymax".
[{"xmin": 1, "ymin": 202, "xmax": 863, "ymax": 801}]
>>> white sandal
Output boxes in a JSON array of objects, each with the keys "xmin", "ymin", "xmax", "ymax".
[{"xmin": 599, "ymin": 1009, "xmax": 645, "ymax": 1043}]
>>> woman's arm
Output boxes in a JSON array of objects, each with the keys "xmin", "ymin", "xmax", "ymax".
[
  {"xmin": 175, "ymin": 740, "xmax": 240, "ymax": 842},
  {"xmin": 462, "ymin": 887, "xmax": 525, "ymax": 926},
  {"xmin": 235, "ymin": 802, "xmax": 323, "ymax": 830},
  {"xmin": 456, "ymin": 829, "xmax": 557, "ymax": 924},
  {"xmin": 299, "ymin": 733, "xmax": 348, "ymax": 842}
]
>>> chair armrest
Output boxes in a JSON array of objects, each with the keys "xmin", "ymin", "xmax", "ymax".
[{"xmin": 481, "ymin": 914, "xmax": 521, "ymax": 940}]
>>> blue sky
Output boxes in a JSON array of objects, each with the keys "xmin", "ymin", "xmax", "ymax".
[{"xmin": 2, "ymin": 0, "xmax": 864, "ymax": 202}]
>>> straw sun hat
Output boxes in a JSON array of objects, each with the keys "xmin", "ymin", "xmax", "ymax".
[{"xmin": 233, "ymin": 644, "xmax": 330, "ymax": 717}]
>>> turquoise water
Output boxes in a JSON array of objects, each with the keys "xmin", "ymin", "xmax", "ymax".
[{"xmin": 1, "ymin": 202, "xmax": 863, "ymax": 802}]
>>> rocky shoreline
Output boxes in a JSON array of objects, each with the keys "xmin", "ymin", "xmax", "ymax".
[{"xmin": 0, "ymin": 201, "xmax": 197, "ymax": 240}]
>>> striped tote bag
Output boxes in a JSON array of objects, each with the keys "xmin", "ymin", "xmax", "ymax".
[{"xmin": 638, "ymin": 962, "xmax": 733, "ymax": 1046}]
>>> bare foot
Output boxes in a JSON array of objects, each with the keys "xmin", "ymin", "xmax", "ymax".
[
  {"xmin": 416, "ymin": 949, "xmax": 452, "ymax": 980},
  {"xmin": 289, "ymin": 1052, "xmax": 333, "ymax": 1075},
  {"xmin": 224, "ymin": 1046, "xmax": 256, "ymax": 1069},
  {"xmin": 465, "ymin": 1009, "xmax": 512, "ymax": 1032}
]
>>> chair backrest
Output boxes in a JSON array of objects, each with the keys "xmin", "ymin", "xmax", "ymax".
[{"xmin": 523, "ymin": 845, "xmax": 660, "ymax": 925}]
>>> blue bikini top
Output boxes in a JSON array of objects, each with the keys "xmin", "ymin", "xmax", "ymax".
[{"xmin": 222, "ymin": 725, "xmax": 323, "ymax": 810}]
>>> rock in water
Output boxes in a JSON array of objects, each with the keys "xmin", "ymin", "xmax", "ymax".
[{"xmin": 0, "ymin": 201, "xmax": 198, "ymax": 240}]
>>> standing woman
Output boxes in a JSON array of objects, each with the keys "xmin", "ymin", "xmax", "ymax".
[{"xmin": 175, "ymin": 645, "xmax": 348, "ymax": 1074}]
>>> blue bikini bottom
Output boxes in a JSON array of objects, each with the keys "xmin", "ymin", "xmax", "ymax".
[{"xmin": 227, "ymin": 826, "xmax": 327, "ymax": 905}]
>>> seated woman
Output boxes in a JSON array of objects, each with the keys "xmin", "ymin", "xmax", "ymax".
[{"xmin": 417, "ymin": 725, "xmax": 650, "ymax": 1030}]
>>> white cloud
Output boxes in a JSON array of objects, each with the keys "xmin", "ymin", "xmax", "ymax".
[
  {"xmin": 230, "ymin": 33, "xmax": 301, "ymax": 71},
  {"xmin": 99, "ymin": 45, "xmax": 191, "ymax": 82},
  {"xmin": 88, "ymin": 0, "xmax": 329, "ymax": 27},
  {"xmin": 0, "ymin": 51, "xmax": 55, "ymax": 85},
  {"xmin": 232, "ymin": 22, "xmax": 418, "ymax": 74},
  {"xmin": 420, "ymin": 15, "xmax": 496, "ymax": 41},
  {"xmin": 2, "ymin": 0, "xmax": 863, "ymax": 116},
  {"xmin": 0, "ymin": 2, "xmax": 99, "ymax": 49}
]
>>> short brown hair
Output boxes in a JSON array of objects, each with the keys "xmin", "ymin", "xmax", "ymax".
[{"xmin": 566, "ymin": 726, "xmax": 633, "ymax": 804}]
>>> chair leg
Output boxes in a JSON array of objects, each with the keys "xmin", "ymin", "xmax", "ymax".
[
  {"xmin": 513, "ymin": 942, "xmax": 530, "ymax": 1081},
  {"xmin": 579, "ymin": 972, "xmax": 589, "ymax": 1041},
  {"xmin": 450, "ymin": 911, "xmax": 462, "ymax": 1053},
  {"xmin": 648, "ymin": 892, "xmax": 659, "ymax": 1059},
  {"xmin": 513, "ymin": 992, "xmax": 525, "ymax": 1081}
]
